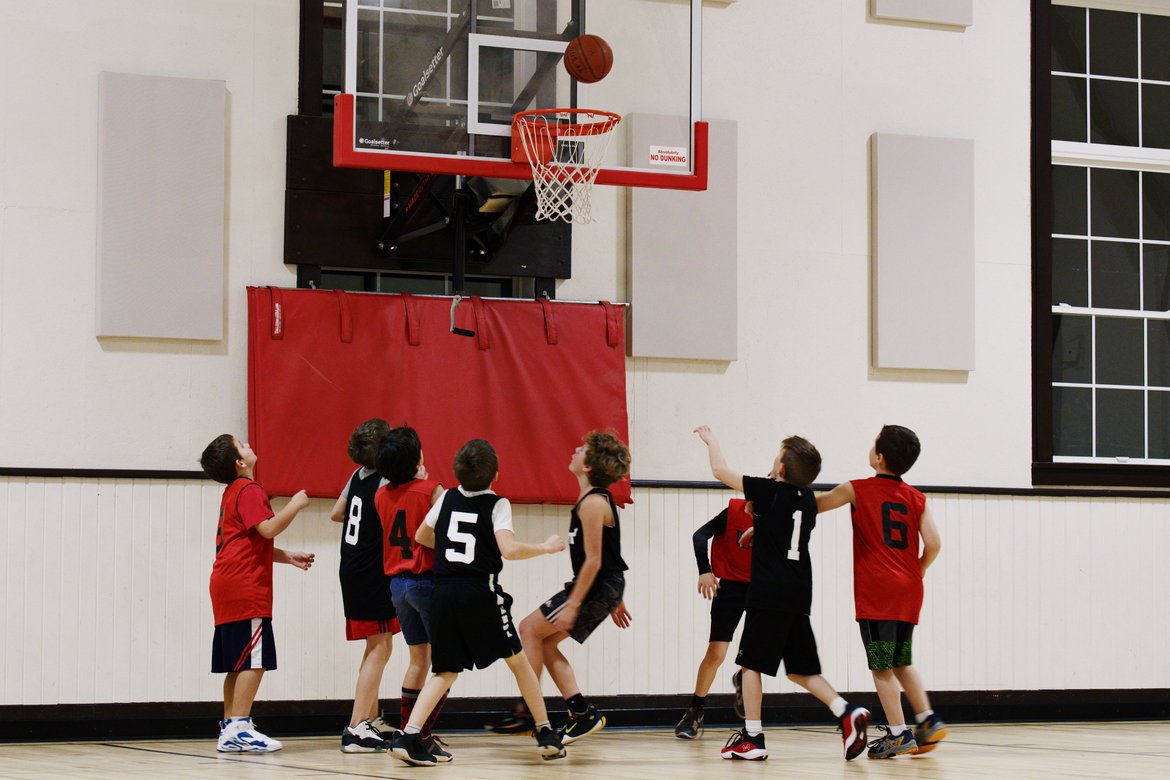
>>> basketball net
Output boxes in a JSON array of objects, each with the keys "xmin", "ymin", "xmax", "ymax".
[{"xmin": 513, "ymin": 108, "xmax": 622, "ymax": 224}]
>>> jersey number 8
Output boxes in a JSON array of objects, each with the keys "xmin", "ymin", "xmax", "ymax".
[{"xmin": 344, "ymin": 497, "xmax": 362, "ymax": 545}]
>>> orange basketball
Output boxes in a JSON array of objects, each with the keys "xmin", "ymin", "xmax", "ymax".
[{"xmin": 563, "ymin": 34, "xmax": 614, "ymax": 84}]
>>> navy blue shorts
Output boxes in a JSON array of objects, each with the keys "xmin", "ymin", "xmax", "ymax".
[
  {"xmin": 390, "ymin": 572, "xmax": 434, "ymax": 646},
  {"xmin": 212, "ymin": 617, "xmax": 277, "ymax": 673}
]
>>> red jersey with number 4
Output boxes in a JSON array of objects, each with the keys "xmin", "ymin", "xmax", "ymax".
[
  {"xmin": 376, "ymin": 478, "xmax": 440, "ymax": 576},
  {"xmin": 850, "ymin": 475, "xmax": 927, "ymax": 624},
  {"xmin": 209, "ymin": 478, "xmax": 275, "ymax": 626},
  {"xmin": 711, "ymin": 498, "xmax": 753, "ymax": 582}
]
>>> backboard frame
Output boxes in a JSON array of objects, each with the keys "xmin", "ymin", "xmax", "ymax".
[{"xmin": 332, "ymin": 0, "xmax": 708, "ymax": 191}]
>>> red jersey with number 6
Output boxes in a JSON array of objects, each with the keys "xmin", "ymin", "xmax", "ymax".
[
  {"xmin": 376, "ymin": 478, "xmax": 440, "ymax": 576},
  {"xmin": 849, "ymin": 475, "xmax": 927, "ymax": 623}
]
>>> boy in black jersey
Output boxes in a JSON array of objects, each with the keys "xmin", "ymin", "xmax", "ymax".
[
  {"xmin": 695, "ymin": 426, "xmax": 870, "ymax": 762},
  {"xmin": 515, "ymin": 430, "xmax": 632, "ymax": 744},
  {"xmin": 388, "ymin": 439, "xmax": 568, "ymax": 766},
  {"xmin": 328, "ymin": 419, "xmax": 399, "ymax": 752}
]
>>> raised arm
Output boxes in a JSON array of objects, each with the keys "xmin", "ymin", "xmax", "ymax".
[
  {"xmin": 694, "ymin": 425, "xmax": 744, "ymax": 492},
  {"xmin": 257, "ymin": 490, "xmax": 310, "ymax": 539},
  {"xmin": 816, "ymin": 481, "xmax": 856, "ymax": 514},
  {"xmin": 919, "ymin": 502, "xmax": 941, "ymax": 576}
]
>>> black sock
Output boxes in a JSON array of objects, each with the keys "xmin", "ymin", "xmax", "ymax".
[
  {"xmin": 565, "ymin": 693, "xmax": 587, "ymax": 715},
  {"xmin": 690, "ymin": 695, "xmax": 706, "ymax": 710}
]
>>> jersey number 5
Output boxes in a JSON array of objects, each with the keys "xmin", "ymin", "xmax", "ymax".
[
  {"xmin": 881, "ymin": 502, "xmax": 910, "ymax": 549},
  {"xmin": 445, "ymin": 511, "xmax": 478, "ymax": 564},
  {"xmin": 388, "ymin": 509, "xmax": 413, "ymax": 559}
]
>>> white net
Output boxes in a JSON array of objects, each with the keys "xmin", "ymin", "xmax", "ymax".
[{"xmin": 513, "ymin": 109, "xmax": 622, "ymax": 224}]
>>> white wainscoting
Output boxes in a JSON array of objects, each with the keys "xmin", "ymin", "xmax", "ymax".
[{"xmin": 1, "ymin": 478, "xmax": 1167, "ymax": 706}]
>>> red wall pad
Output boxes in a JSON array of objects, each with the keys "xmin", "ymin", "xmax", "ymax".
[{"xmin": 247, "ymin": 287, "xmax": 631, "ymax": 505}]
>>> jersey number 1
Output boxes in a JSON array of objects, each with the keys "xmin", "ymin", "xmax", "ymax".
[{"xmin": 787, "ymin": 512, "xmax": 802, "ymax": 560}]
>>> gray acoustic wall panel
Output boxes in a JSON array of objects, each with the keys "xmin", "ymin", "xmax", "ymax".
[
  {"xmin": 871, "ymin": 133, "xmax": 975, "ymax": 371},
  {"xmin": 871, "ymin": 0, "xmax": 973, "ymax": 27},
  {"xmin": 628, "ymin": 115, "xmax": 737, "ymax": 360},
  {"xmin": 97, "ymin": 72, "xmax": 226, "ymax": 340}
]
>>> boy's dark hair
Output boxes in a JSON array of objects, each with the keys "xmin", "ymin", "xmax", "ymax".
[
  {"xmin": 348, "ymin": 418, "xmax": 391, "ymax": 470},
  {"xmin": 875, "ymin": 424, "xmax": 921, "ymax": 476},
  {"xmin": 377, "ymin": 426, "xmax": 423, "ymax": 487},
  {"xmin": 453, "ymin": 439, "xmax": 498, "ymax": 492},
  {"xmin": 780, "ymin": 435, "xmax": 822, "ymax": 488},
  {"xmin": 200, "ymin": 434, "xmax": 241, "ymax": 485},
  {"xmin": 584, "ymin": 430, "xmax": 631, "ymax": 488}
]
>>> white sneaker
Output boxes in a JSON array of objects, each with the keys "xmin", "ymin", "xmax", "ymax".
[
  {"xmin": 341, "ymin": 720, "xmax": 390, "ymax": 753},
  {"xmin": 217, "ymin": 718, "xmax": 283, "ymax": 752}
]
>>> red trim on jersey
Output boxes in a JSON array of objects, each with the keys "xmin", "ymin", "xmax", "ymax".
[
  {"xmin": 850, "ymin": 477, "xmax": 927, "ymax": 623},
  {"xmin": 376, "ymin": 479, "xmax": 440, "ymax": 576},
  {"xmin": 209, "ymin": 479, "xmax": 275, "ymax": 626},
  {"xmin": 711, "ymin": 498, "xmax": 753, "ymax": 582}
]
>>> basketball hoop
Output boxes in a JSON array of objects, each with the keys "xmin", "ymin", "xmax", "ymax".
[{"xmin": 512, "ymin": 108, "xmax": 622, "ymax": 224}]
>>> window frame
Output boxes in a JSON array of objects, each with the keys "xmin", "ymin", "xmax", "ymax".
[{"xmin": 1033, "ymin": 0, "xmax": 1170, "ymax": 486}]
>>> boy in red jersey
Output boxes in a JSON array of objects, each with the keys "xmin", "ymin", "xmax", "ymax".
[
  {"xmin": 329, "ymin": 418, "xmax": 401, "ymax": 752},
  {"xmin": 816, "ymin": 425, "xmax": 946, "ymax": 759},
  {"xmin": 200, "ymin": 435, "xmax": 314, "ymax": 753},
  {"xmin": 674, "ymin": 498, "xmax": 755, "ymax": 739},
  {"xmin": 374, "ymin": 426, "xmax": 448, "ymax": 760}
]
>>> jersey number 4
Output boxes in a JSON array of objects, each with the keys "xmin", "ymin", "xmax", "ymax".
[
  {"xmin": 388, "ymin": 510, "xmax": 413, "ymax": 559},
  {"xmin": 881, "ymin": 502, "xmax": 910, "ymax": 549}
]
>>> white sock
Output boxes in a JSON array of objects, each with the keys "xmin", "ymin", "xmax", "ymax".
[
  {"xmin": 829, "ymin": 697, "xmax": 847, "ymax": 718},
  {"xmin": 915, "ymin": 709, "xmax": 933, "ymax": 724},
  {"xmin": 745, "ymin": 720, "xmax": 762, "ymax": 736},
  {"xmin": 535, "ymin": 720, "xmax": 551, "ymax": 731},
  {"xmin": 405, "ymin": 724, "xmax": 422, "ymax": 735},
  {"xmin": 889, "ymin": 724, "xmax": 908, "ymax": 736}
]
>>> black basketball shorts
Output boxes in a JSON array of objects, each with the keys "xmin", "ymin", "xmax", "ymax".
[
  {"xmin": 540, "ymin": 572, "xmax": 625, "ymax": 644},
  {"xmin": 709, "ymin": 579, "xmax": 749, "ymax": 643},
  {"xmin": 429, "ymin": 576, "xmax": 523, "ymax": 674},
  {"xmin": 211, "ymin": 617, "xmax": 277, "ymax": 673},
  {"xmin": 735, "ymin": 608, "xmax": 821, "ymax": 677}
]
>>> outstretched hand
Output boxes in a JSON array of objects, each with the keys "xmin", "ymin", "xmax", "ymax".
[
  {"xmin": 694, "ymin": 425, "xmax": 716, "ymax": 445},
  {"xmin": 286, "ymin": 551, "xmax": 315, "ymax": 570},
  {"xmin": 544, "ymin": 534, "xmax": 566, "ymax": 554},
  {"xmin": 610, "ymin": 601, "xmax": 633, "ymax": 629}
]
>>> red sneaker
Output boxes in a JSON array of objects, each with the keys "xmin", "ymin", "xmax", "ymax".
[
  {"xmin": 720, "ymin": 729, "xmax": 767, "ymax": 760},
  {"xmin": 839, "ymin": 705, "xmax": 870, "ymax": 761}
]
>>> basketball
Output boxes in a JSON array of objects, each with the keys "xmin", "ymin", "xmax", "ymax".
[{"xmin": 563, "ymin": 34, "xmax": 613, "ymax": 83}]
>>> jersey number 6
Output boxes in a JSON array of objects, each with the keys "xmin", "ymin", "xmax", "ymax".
[{"xmin": 881, "ymin": 502, "xmax": 910, "ymax": 549}]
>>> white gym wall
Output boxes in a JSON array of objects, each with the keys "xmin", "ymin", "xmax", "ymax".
[{"xmin": 5, "ymin": 0, "xmax": 1161, "ymax": 710}]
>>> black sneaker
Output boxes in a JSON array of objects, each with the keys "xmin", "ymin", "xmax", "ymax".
[
  {"xmin": 534, "ymin": 726, "xmax": 567, "ymax": 760},
  {"xmin": 731, "ymin": 670, "xmax": 746, "ymax": 720},
  {"xmin": 341, "ymin": 720, "xmax": 390, "ymax": 753},
  {"xmin": 674, "ymin": 707, "xmax": 704, "ymax": 739},
  {"xmin": 559, "ymin": 704, "xmax": 606, "ymax": 744},
  {"xmin": 487, "ymin": 703, "xmax": 535, "ymax": 734},
  {"xmin": 389, "ymin": 732, "xmax": 437, "ymax": 766},
  {"xmin": 720, "ymin": 729, "xmax": 767, "ymax": 760},
  {"xmin": 422, "ymin": 734, "xmax": 453, "ymax": 763}
]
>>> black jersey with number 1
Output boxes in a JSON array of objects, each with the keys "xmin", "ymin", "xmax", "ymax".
[
  {"xmin": 741, "ymin": 476, "xmax": 817, "ymax": 615},
  {"xmin": 338, "ymin": 467, "xmax": 394, "ymax": 620}
]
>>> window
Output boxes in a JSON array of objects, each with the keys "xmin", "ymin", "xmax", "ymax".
[{"xmin": 1037, "ymin": 2, "xmax": 1170, "ymax": 483}]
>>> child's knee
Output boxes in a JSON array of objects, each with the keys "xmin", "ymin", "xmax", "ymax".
[{"xmin": 705, "ymin": 644, "xmax": 728, "ymax": 664}]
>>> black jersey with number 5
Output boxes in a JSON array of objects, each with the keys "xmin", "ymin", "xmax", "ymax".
[
  {"xmin": 338, "ymin": 467, "xmax": 394, "ymax": 620},
  {"xmin": 433, "ymin": 489, "xmax": 506, "ymax": 577},
  {"xmin": 742, "ymin": 476, "xmax": 817, "ymax": 615}
]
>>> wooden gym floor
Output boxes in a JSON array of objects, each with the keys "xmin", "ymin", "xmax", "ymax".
[{"xmin": 1, "ymin": 722, "xmax": 1167, "ymax": 779}]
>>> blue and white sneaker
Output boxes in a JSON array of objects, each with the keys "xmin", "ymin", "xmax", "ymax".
[{"xmin": 217, "ymin": 718, "xmax": 284, "ymax": 752}]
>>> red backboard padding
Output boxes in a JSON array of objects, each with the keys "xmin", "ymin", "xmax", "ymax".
[{"xmin": 247, "ymin": 287, "xmax": 631, "ymax": 505}]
